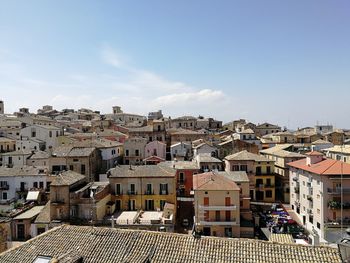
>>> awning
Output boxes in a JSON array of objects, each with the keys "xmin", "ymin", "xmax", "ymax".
[{"xmin": 26, "ymin": 191, "xmax": 40, "ymax": 201}]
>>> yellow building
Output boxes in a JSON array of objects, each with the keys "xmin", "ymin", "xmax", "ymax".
[
  {"xmin": 108, "ymin": 165, "xmax": 176, "ymax": 214},
  {"xmin": 224, "ymin": 150, "xmax": 276, "ymax": 203}
]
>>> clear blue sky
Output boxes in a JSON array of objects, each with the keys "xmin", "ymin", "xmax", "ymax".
[{"xmin": 1, "ymin": 0, "xmax": 349, "ymax": 129}]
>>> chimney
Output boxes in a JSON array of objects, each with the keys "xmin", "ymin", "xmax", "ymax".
[{"xmin": 305, "ymin": 151, "xmax": 323, "ymax": 166}]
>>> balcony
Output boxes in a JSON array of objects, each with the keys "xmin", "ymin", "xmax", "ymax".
[
  {"xmin": 127, "ymin": 190, "xmax": 137, "ymax": 195},
  {"xmin": 294, "ymin": 186, "xmax": 300, "ymax": 194},
  {"xmin": 328, "ymin": 200, "xmax": 350, "ymax": 209},
  {"xmin": 51, "ymin": 200, "xmax": 65, "ymax": 205},
  {"xmin": 0, "ymin": 184, "xmax": 9, "ymax": 190},
  {"xmin": 159, "ymin": 190, "xmax": 168, "ymax": 195},
  {"xmin": 292, "ymin": 177, "xmax": 299, "ymax": 182},
  {"xmin": 198, "ymin": 219, "xmax": 238, "ymax": 226},
  {"xmin": 265, "ymin": 184, "xmax": 274, "ymax": 188},
  {"xmin": 307, "ymin": 195, "xmax": 313, "ymax": 201},
  {"xmin": 144, "ymin": 190, "xmax": 154, "ymax": 195},
  {"xmin": 198, "ymin": 205, "xmax": 237, "ymax": 211},
  {"xmin": 328, "ymin": 188, "xmax": 350, "ymax": 195},
  {"xmin": 16, "ymin": 188, "xmax": 28, "ymax": 192},
  {"xmin": 307, "ymin": 208, "xmax": 313, "ymax": 214},
  {"xmin": 177, "ymin": 179, "xmax": 186, "ymax": 184},
  {"xmin": 115, "ymin": 191, "xmax": 123, "ymax": 196}
]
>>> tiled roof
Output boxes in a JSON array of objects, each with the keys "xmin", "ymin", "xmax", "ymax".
[
  {"xmin": 269, "ymin": 233, "xmax": 294, "ymax": 244},
  {"xmin": 128, "ymin": 125, "xmax": 153, "ymax": 132},
  {"xmin": 260, "ymin": 145, "xmax": 305, "ymax": 158},
  {"xmin": 0, "ymin": 166, "xmax": 47, "ymax": 177},
  {"xmin": 305, "ymin": 151, "xmax": 323, "ymax": 156},
  {"xmin": 28, "ymin": 150, "xmax": 50, "ymax": 160},
  {"xmin": 193, "ymin": 172, "xmax": 240, "ymax": 191},
  {"xmin": 196, "ymin": 154, "xmax": 222, "ymax": 163},
  {"xmin": 287, "ymin": 158, "xmax": 350, "ymax": 175},
  {"xmin": 50, "ymin": 171, "xmax": 86, "ymax": 186},
  {"xmin": 0, "ymin": 225, "xmax": 341, "ymax": 263},
  {"xmin": 108, "ymin": 165, "xmax": 176, "ymax": 178},
  {"xmin": 324, "ymin": 145, "xmax": 350, "ymax": 154},
  {"xmin": 312, "ymin": 139, "xmax": 332, "ymax": 145},
  {"xmin": 67, "ymin": 147, "xmax": 95, "ymax": 157},
  {"xmin": 0, "ymin": 149, "xmax": 32, "ymax": 156},
  {"xmin": 34, "ymin": 201, "xmax": 51, "ymax": 224},
  {"xmin": 14, "ymin": 205, "xmax": 45, "ymax": 220},
  {"xmin": 225, "ymin": 150, "xmax": 270, "ymax": 162},
  {"xmin": 159, "ymin": 161, "xmax": 199, "ymax": 170},
  {"xmin": 220, "ymin": 171, "xmax": 250, "ymax": 183}
]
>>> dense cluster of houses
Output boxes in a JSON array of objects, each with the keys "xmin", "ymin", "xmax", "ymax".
[{"xmin": 0, "ymin": 100, "xmax": 350, "ymax": 254}]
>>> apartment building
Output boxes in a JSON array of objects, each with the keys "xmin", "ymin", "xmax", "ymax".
[
  {"xmin": 108, "ymin": 165, "xmax": 176, "ymax": 214},
  {"xmin": 20, "ymin": 124, "xmax": 62, "ymax": 150},
  {"xmin": 170, "ymin": 142, "xmax": 192, "ymax": 161},
  {"xmin": 324, "ymin": 145, "xmax": 350, "ymax": 164},
  {"xmin": 260, "ymin": 144, "xmax": 305, "ymax": 202},
  {"xmin": 123, "ymin": 137, "xmax": 147, "ymax": 165},
  {"xmin": 288, "ymin": 152, "xmax": 350, "ymax": 245},
  {"xmin": 254, "ymin": 122, "xmax": 281, "ymax": 137},
  {"xmin": 217, "ymin": 138, "xmax": 259, "ymax": 159},
  {"xmin": 128, "ymin": 120, "xmax": 166, "ymax": 142},
  {"xmin": 0, "ymin": 137, "xmax": 16, "ymax": 153},
  {"xmin": 193, "ymin": 171, "xmax": 253, "ymax": 238},
  {"xmin": 224, "ymin": 150, "xmax": 275, "ymax": 202}
]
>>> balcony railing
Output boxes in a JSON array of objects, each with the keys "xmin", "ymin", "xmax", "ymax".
[
  {"xmin": 328, "ymin": 188, "xmax": 350, "ymax": 194},
  {"xmin": 115, "ymin": 190, "xmax": 123, "ymax": 195},
  {"xmin": 307, "ymin": 195, "xmax": 313, "ymax": 201},
  {"xmin": 265, "ymin": 184, "xmax": 274, "ymax": 188},
  {"xmin": 16, "ymin": 188, "xmax": 28, "ymax": 192},
  {"xmin": 159, "ymin": 190, "xmax": 168, "ymax": 195},
  {"xmin": 328, "ymin": 200, "xmax": 350, "ymax": 209},
  {"xmin": 198, "ymin": 219, "xmax": 238, "ymax": 226},
  {"xmin": 0, "ymin": 185, "xmax": 9, "ymax": 190},
  {"xmin": 198, "ymin": 205, "xmax": 237, "ymax": 211},
  {"xmin": 294, "ymin": 186, "xmax": 300, "ymax": 194},
  {"xmin": 144, "ymin": 190, "xmax": 154, "ymax": 195},
  {"xmin": 292, "ymin": 177, "xmax": 299, "ymax": 182},
  {"xmin": 127, "ymin": 190, "xmax": 137, "ymax": 195}
]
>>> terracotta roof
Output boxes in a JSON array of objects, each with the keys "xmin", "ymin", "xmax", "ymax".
[
  {"xmin": 269, "ymin": 233, "xmax": 294, "ymax": 244},
  {"xmin": 287, "ymin": 158, "xmax": 350, "ymax": 175},
  {"xmin": 159, "ymin": 161, "xmax": 199, "ymax": 170},
  {"xmin": 0, "ymin": 225, "xmax": 341, "ymax": 263},
  {"xmin": 193, "ymin": 172, "xmax": 240, "ymax": 191}
]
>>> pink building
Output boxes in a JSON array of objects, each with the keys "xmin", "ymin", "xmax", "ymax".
[{"xmin": 144, "ymin": 141, "xmax": 166, "ymax": 161}]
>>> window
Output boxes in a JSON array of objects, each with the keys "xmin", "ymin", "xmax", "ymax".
[
  {"xmin": 145, "ymin": 199, "xmax": 154, "ymax": 210},
  {"xmin": 146, "ymin": 183, "xmax": 153, "ymax": 195},
  {"xmin": 73, "ymin": 158, "xmax": 79, "ymax": 162},
  {"xmin": 111, "ymin": 149, "xmax": 116, "ymax": 155},
  {"xmin": 69, "ymin": 165, "xmax": 74, "ymax": 171},
  {"xmin": 215, "ymin": 211, "xmax": 221, "ymax": 221},
  {"xmin": 240, "ymin": 165, "xmax": 248, "ymax": 172},
  {"xmin": 160, "ymin": 200, "xmax": 166, "ymax": 210},
  {"xmin": 115, "ymin": 184, "xmax": 122, "ymax": 195},
  {"xmin": 317, "ymin": 222, "xmax": 321, "ymax": 229},
  {"xmin": 309, "ymin": 216, "xmax": 313, "ymax": 224},
  {"xmin": 81, "ymin": 164, "xmax": 86, "ymax": 175},
  {"xmin": 267, "ymin": 166, "xmax": 271, "ymax": 174},
  {"xmin": 125, "ymin": 150, "xmax": 129, "ymax": 156},
  {"xmin": 33, "ymin": 182, "xmax": 38, "ymax": 188},
  {"xmin": 266, "ymin": 190, "xmax": 272, "ymax": 198},
  {"xmin": 225, "ymin": 211, "xmax": 231, "ymax": 221},
  {"xmin": 2, "ymin": 192, "xmax": 7, "ymax": 200},
  {"xmin": 135, "ymin": 149, "xmax": 139, "ymax": 156},
  {"xmin": 49, "ymin": 131, "xmax": 52, "ymax": 138},
  {"xmin": 160, "ymin": 183, "xmax": 168, "ymax": 195},
  {"xmin": 129, "ymin": 183, "xmax": 136, "ymax": 195},
  {"xmin": 128, "ymin": 199, "xmax": 136, "ymax": 211},
  {"xmin": 39, "ymin": 182, "xmax": 44, "ymax": 188},
  {"xmin": 232, "ymin": 165, "xmax": 239, "ymax": 171},
  {"xmin": 179, "ymin": 172, "xmax": 185, "ymax": 183}
]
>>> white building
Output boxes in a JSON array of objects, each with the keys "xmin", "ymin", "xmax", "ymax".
[
  {"xmin": 0, "ymin": 150, "xmax": 33, "ymax": 168},
  {"xmin": 170, "ymin": 142, "xmax": 192, "ymax": 161},
  {"xmin": 0, "ymin": 166, "xmax": 50, "ymax": 204},
  {"xmin": 20, "ymin": 125, "xmax": 62, "ymax": 151},
  {"xmin": 192, "ymin": 143, "xmax": 218, "ymax": 158}
]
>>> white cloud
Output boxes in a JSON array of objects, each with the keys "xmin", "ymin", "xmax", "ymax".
[{"xmin": 100, "ymin": 45, "xmax": 125, "ymax": 68}]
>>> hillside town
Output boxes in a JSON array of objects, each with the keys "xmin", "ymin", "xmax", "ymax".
[{"xmin": 0, "ymin": 99, "xmax": 350, "ymax": 262}]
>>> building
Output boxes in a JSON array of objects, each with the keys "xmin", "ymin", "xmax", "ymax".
[
  {"xmin": 0, "ymin": 224, "xmax": 342, "ymax": 263},
  {"xmin": 128, "ymin": 121, "xmax": 166, "ymax": 142},
  {"xmin": 224, "ymin": 150, "xmax": 275, "ymax": 202},
  {"xmin": 193, "ymin": 170, "xmax": 253, "ymax": 238},
  {"xmin": 311, "ymin": 139, "xmax": 334, "ymax": 152},
  {"xmin": 192, "ymin": 142, "xmax": 218, "ymax": 158},
  {"xmin": 0, "ymin": 166, "xmax": 50, "ymax": 204},
  {"xmin": 171, "ymin": 116, "xmax": 197, "ymax": 130},
  {"xmin": 324, "ymin": 131, "xmax": 345, "ymax": 145},
  {"xmin": 0, "ymin": 137, "xmax": 16, "ymax": 153},
  {"xmin": 315, "ymin": 125, "xmax": 333, "ymax": 134},
  {"xmin": 0, "ymin": 100, "xmax": 3, "ymax": 115},
  {"xmin": 168, "ymin": 128, "xmax": 208, "ymax": 144},
  {"xmin": 148, "ymin": 110, "xmax": 163, "ymax": 120},
  {"xmin": 254, "ymin": 122, "xmax": 281, "ymax": 137},
  {"xmin": 108, "ymin": 165, "xmax": 176, "ymax": 214},
  {"xmin": 260, "ymin": 144, "xmax": 305, "ymax": 202},
  {"xmin": 233, "ymin": 129, "xmax": 261, "ymax": 148},
  {"xmin": 144, "ymin": 140, "xmax": 166, "ymax": 161},
  {"xmin": 270, "ymin": 131, "xmax": 297, "ymax": 144},
  {"xmin": 288, "ymin": 152, "xmax": 350, "ymax": 245},
  {"xmin": 170, "ymin": 142, "xmax": 192, "ymax": 161},
  {"xmin": 123, "ymin": 137, "xmax": 147, "ymax": 165},
  {"xmin": 324, "ymin": 145, "xmax": 350, "ymax": 164},
  {"xmin": 195, "ymin": 154, "xmax": 223, "ymax": 172},
  {"xmin": 20, "ymin": 124, "xmax": 62, "ymax": 150},
  {"xmin": 0, "ymin": 120, "xmax": 22, "ymax": 139},
  {"xmin": 193, "ymin": 172, "xmax": 241, "ymax": 237},
  {"xmin": 0, "ymin": 149, "xmax": 33, "ymax": 168},
  {"xmin": 50, "ymin": 171, "xmax": 87, "ymax": 221},
  {"xmin": 217, "ymin": 138, "xmax": 259, "ymax": 159}
]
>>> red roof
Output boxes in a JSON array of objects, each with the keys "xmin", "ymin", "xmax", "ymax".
[{"xmin": 287, "ymin": 158, "xmax": 350, "ymax": 175}]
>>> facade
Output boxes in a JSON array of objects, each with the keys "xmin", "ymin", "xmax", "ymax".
[
  {"xmin": 128, "ymin": 122, "xmax": 166, "ymax": 143},
  {"xmin": 0, "ymin": 137, "xmax": 16, "ymax": 153},
  {"xmin": 311, "ymin": 139, "xmax": 334, "ymax": 152},
  {"xmin": 0, "ymin": 149, "xmax": 32, "ymax": 168},
  {"xmin": 0, "ymin": 166, "xmax": 50, "ymax": 204},
  {"xmin": 108, "ymin": 165, "xmax": 176, "ymax": 214},
  {"xmin": 0, "ymin": 120, "xmax": 22, "ymax": 139},
  {"xmin": 233, "ymin": 129, "xmax": 261, "ymax": 147},
  {"xmin": 260, "ymin": 144, "xmax": 305, "ymax": 202},
  {"xmin": 224, "ymin": 150, "xmax": 275, "ymax": 202},
  {"xmin": 144, "ymin": 140, "xmax": 166, "ymax": 160},
  {"xmin": 254, "ymin": 122, "xmax": 281, "ymax": 137},
  {"xmin": 171, "ymin": 116, "xmax": 197, "ymax": 130},
  {"xmin": 192, "ymin": 142, "xmax": 218, "ymax": 158},
  {"xmin": 195, "ymin": 154, "xmax": 223, "ymax": 172},
  {"xmin": 123, "ymin": 137, "xmax": 147, "ymax": 165},
  {"xmin": 170, "ymin": 142, "xmax": 192, "ymax": 161},
  {"xmin": 270, "ymin": 131, "xmax": 297, "ymax": 144},
  {"xmin": 148, "ymin": 110, "xmax": 163, "ymax": 120},
  {"xmin": 217, "ymin": 138, "xmax": 259, "ymax": 159},
  {"xmin": 288, "ymin": 152, "xmax": 350, "ymax": 245},
  {"xmin": 20, "ymin": 124, "xmax": 62, "ymax": 150},
  {"xmin": 324, "ymin": 145, "xmax": 350, "ymax": 164},
  {"xmin": 324, "ymin": 131, "xmax": 345, "ymax": 145}
]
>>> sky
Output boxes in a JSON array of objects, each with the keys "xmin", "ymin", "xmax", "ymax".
[{"xmin": 0, "ymin": 1, "xmax": 350, "ymax": 129}]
